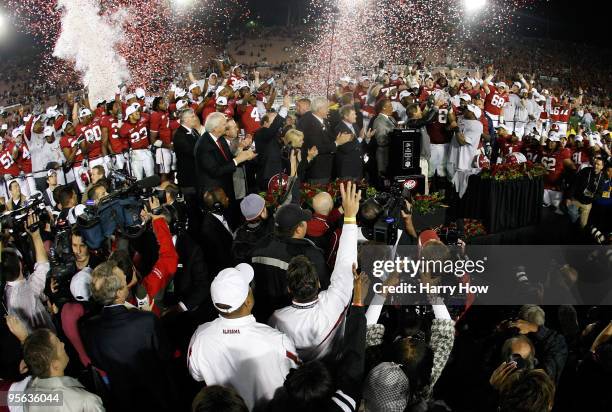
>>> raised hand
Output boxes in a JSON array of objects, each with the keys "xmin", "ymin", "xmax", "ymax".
[{"xmin": 340, "ymin": 180, "xmax": 362, "ymax": 219}]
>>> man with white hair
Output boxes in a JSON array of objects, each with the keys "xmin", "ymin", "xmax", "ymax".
[
  {"xmin": 447, "ymin": 104, "xmax": 484, "ymax": 178},
  {"xmin": 194, "ymin": 112, "xmax": 256, "ymax": 199},
  {"xmin": 298, "ymin": 96, "xmax": 352, "ymax": 184}
]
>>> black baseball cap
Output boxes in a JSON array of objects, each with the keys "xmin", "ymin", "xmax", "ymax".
[{"xmin": 274, "ymin": 204, "xmax": 312, "ymax": 229}]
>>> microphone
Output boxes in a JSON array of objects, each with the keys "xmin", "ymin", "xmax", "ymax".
[
  {"xmin": 135, "ymin": 283, "xmax": 150, "ymax": 310},
  {"xmin": 135, "ymin": 175, "xmax": 161, "ymax": 190}
]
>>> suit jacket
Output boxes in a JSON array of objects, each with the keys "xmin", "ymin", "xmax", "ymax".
[
  {"xmin": 255, "ymin": 114, "xmax": 286, "ymax": 189},
  {"xmin": 199, "ymin": 212, "xmax": 235, "ymax": 276},
  {"xmin": 334, "ymin": 121, "xmax": 363, "ymax": 179},
  {"xmin": 173, "ymin": 126, "xmax": 199, "ymax": 188},
  {"xmin": 298, "ymin": 111, "xmax": 336, "ymax": 179},
  {"xmin": 173, "ymin": 232, "xmax": 211, "ymax": 311},
  {"xmin": 80, "ymin": 305, "xmax": 177, "ymax": 411},
  {"xmin": 194, "ymin": 131, "xmax": 236, "ymax": 198},
  {"xmin": 373, "ymin": 114, "xmax": 396, "ymax": 146}
]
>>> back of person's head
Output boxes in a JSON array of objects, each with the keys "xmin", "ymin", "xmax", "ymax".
[
  {"xmin": 406, "ymin": 103, "xmax": 420, "ymax": 119},
  {"xmin": 191, "ymin": 385, "xmax": 248, "ymax": 412},
  {"xmin": 501, "ymin": 335, "xmax": 536, "ymax": 370},
  {"xmin": 312, "ymin": 192, "xmax": 333, "ymax": 216},
  {"xmin": 392, "ymin": 335, "xmax": 434, "ymax": 400},
  {"xmin": 283, "ymin": 361, "xmax": 334, "ymax": 411},
  {"xmin": 108, "ymin": 249, "xmax": 135, "ymax": 285},
  {"xmin": 203, "ymin": 187, "xmax": 227, "ymax": 212},
  {"xmin": 58, "ymin": 185, "xmax": 76, "ymax": 208},
  {"xmin": 375, "ymin": 98, "xmax": 389, "ymax": 115},
  {"xmin": 287, "ymin": 255, "xmax": 319, "ymax": 302},
  {"xmin": 0, "ymin": 248, "xmax": 22, "ymax": 282},
  {"xmin": 360, "ymin": 198, "xmax": 383, "ymax": 223},
  {"xmin": 23, "ymin": 329, "xmax": 54, "ymax": 378},
  {"xmin": 90, "ymin": 261, "xmax": 124, "ymax": 305},
  {"xmin": 518, "ymin": 305, "xmax": 546, "ymax": 327},
  {"xmin": 499, "ymin": 369, "xmax": 555, "ymax": 412}
]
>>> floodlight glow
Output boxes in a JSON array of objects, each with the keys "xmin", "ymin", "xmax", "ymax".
[
  {"xmin": 0, "ymin": 13, "xmax": 7, "ymax": 40},
  {"xmin": 464, "ymin": 0, "xmax": 487, "ymax": 13}
]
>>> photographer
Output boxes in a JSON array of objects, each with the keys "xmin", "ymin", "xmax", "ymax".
[
  {"xmin": 566, "ymin": 156, "xmax": 604, "ymax": 228},
  {"xmin": 2, "ymin": 213, "xmax": 53, "ymax": 332},
  {"xmin": 232, "ymin": 194, "xmax": 274, "ymax": 264}
]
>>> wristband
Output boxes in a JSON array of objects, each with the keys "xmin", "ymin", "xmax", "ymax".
[
  {"xmin": 344, "ymin": 217, "xmax": 356, "ymax": 223},
  {"xmin": 352, "ymin": 302, "xmax": 364, "ymax": 307}
]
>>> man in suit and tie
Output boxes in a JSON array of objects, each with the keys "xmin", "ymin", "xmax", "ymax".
[
  {"xmin": 194, "ymin": 112, "xmax": 256, "ymax": 200},
  {"xmin": 334, "ymin": 104, "xmax": 375, "ymax": 180},
  {"xmin": 81, "ymin": 261, "xmax": 178, "ymax": 412},
  {"xmin": 373, "ymin": 98, "xmax": 397, "ymax": 177},
  {"xmin": 199, "ymin": 187, "xmax": 236, "ymax": 276},
  {"xmin": 298, "ymin": 96, "xmax": 352, "ymax": 184}
]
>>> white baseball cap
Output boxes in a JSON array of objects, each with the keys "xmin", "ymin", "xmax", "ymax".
[
  {"xmin": 216, "ymin": 96, "xmax": 228, "ymax": 106},
  {"xmin": 409, "ymin": 81, "xmax": 420, "ymax": 89},
  {"xmin": 399, "ymin": 90, "xmax": 413, "ymax": 100},
  {"xmin": 43, "ymin": 126, "xmax": 55, "ymax": 137},
  {"xmin": 512, "ymin": 81, "xmax": 522, "ymax": 89},
  {"xmin": 175, "ymin": 99, "xmax": 188, "ymax": 111},
  {"xmin": 1, "ymin": 124, "xmax": 7, "ymax": 131},
  {"xmin": 135, "ymin": 88, "xmax": 146, "ymax": 99},
  {"xmin": 188, "ymin": 83, "xmax": 200, "ymax": 92},
  {"xmin": 467, "ymin": 78, "xmax": 477, "ymax": 87},
  {"xmin": 210, "ymin": 263, "xmax": 254, "ymax": 313},
  {"xmin": 125, "ymin": 103, "xmax": 140, "ymax": 117},
  {"xmin": 574, "ymin": 134, "xmax": 584, "ymax": 142},
  {"xmin": 458, "ymin": 92, "xmax": 471, "ymax": 101},
  {"xmin": 496, "ymin": 82, "xmax": 508, "ymax": 89},
  {"xmin": 11, "ymin": 126, "xmax": 25, "ymax": 138},
  {"xmin": 125, "ymin": 93, "xmax": 136, "ymax": 101},
  {"xmin": 70, "ymin": 267, "xmax": 93, "ymax": 302},
  {"xmin": 174, "ymin": 88, "xmax": 187, "ymax": 98},
  {"xmin": 78, "ymin": 107, "xmax": 92, "ymax": 118},
  {"xmin": 547, "ymin": 131, "xmax": 560, "ymax": 142},
  {"xmin": 466, "ymin": 104, "xmax": 482, "ymax": 119},
  {"xmin": 359, "ymin": 75, "xmax": 369, "ymax": 82}
]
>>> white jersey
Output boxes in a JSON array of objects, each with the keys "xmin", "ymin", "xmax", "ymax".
[
  {"xmin": 188, "ymin": 314, "xmax": 298, "ymax": 410},
  {"xmin": 447, "ymin": 118, "xmax": 483, "ymax": 175},
  {"xmin": 391, "ymin": 101, "xmax": 407, "ymax": 123},
  {"xmin": 269, "ymin": 224, "xmax": 357, "ymax": 362},
  {"xmin": 502, "ymin": 93, "xmax": 521, "ymax": 126}
]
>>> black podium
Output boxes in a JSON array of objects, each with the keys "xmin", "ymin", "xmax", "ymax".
[{"xmin": 388, "ymin": 128, "xmax": 425, "ymax": 194}]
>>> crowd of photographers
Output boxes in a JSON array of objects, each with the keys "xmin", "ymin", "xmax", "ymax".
[{"xmin": 0, "ymin": 59, "xmax": 611, "ymax": 412}]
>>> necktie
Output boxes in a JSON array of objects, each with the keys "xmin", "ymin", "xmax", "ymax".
[{"xmin": 216, "ymin": 138, "xmax": 229, "ymax": 161}]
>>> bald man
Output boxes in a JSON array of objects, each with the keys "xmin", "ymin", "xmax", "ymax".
[{"xmin": 306, "ymin": 192, "xmax": 343, "ymax": 266}]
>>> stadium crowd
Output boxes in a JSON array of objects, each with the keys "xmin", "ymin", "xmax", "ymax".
[{"xmin": 0, "ymin": 46, "xmax": 612, "ymax": 412}]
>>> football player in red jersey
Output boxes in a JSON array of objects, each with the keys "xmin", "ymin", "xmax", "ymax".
[
  {"xmin": 417, "ymin": 75, "xmax": 436, "ymax": 103},
  {"xmin": 483, "ymin": 78, "xmax": 510, "ymax": 128},
  {"xmin": 569, "ymin": 134, "xmax": 591, "ymax": 169},
  {"xmin": 521, "ymin": 134, "xmax": 543, "ymax": 163},
  {"xmin": 495, "ymin": 124, "xmax": 523, "ymax": 163},
  {"xmin": 550, "ymin": 90, "xmax": 583, "ymax": 135},
  {"xmin": 119, "ymin": 103, "xmax": 154, "ymax": 180},
  {"xmin": 101, "ymin": 100, "xmax": 128, "ymax": 171},
  {"xmin": 15, "ymin": 130, "xmax": 35, "ymax": 196},
  {"xmin": 239, "ymin": 94, "xmax": 262, "ymax": 138},
  {"xmin": 0, "ymin": 129, "xmax": 21, "ymax": 188},
  {"xmin": 59, "ymin": 120, "xmax": 88, "ymax": 193},
  {"xmin": 540, "ymin": 132, "xmax": 574, "ymax": 209},
  {"xmin": 150, "ymin": 97, "xmax": 175, "ymax": 179},
  {"xmin": 74, "ymin": 107, "xmax": 106, "ymax": 174}
]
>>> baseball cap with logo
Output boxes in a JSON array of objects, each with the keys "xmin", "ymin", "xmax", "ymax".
[
  {"xmin": 466, "ymin": 104, "xmax": 482, "ymax": 119},
  {"xmin": 216, "ymin": 96, "xmax": 228, "ymax": 106},
  {"xmin": 274, "ymin": 203, "xmax": 312, "ymax": 230},
  {"xmin": 398, "ymin": 90, "xmax": 413, "ymax": 100},
  {"xmin": 125, "ymin": 103, "xmax": 140, "ymax": 118},
  {"xmin": 210, "ymin": 263, "xmax": 255, "ymax": 313},
  {"xmin": 240, "ymin": 194, "xmax": 266, "ymax": 221},
  {"xmin": 43, "ymin": 126, "xmax": 55, "ymax": 137},
  {"xmin": 70, "ymin": 268, "xmax": 93, "ymax": 302},
  {"xmin": 78, "ymin": 108, "xmax": 92, "ymax": 118},
  {"xmin": 175, "ymin": 99, "xmax": 189, "ymax": 111},
  {"xmin": 135, "ymin": 88, "xmax": 146, "ymax": 99}
]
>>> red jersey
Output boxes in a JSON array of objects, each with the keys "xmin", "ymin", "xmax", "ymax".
[
  {"xmin": 426, "ymin": 106, "xmax": 451, "ymax": 144},
  {"xmin": 484, "ymin": 85, "xmax": 509, "ymax": 116},
  {"xmin": 354, "ymin": 87, "xmax": 368, "ymax": 106},
  {"xmin": 240, "ymin": 105, "xmax": 261, "ymax": 136},
  {"xmin": 380, "ymin": 85, "xmax": 400, "ymax": 101},
  {"xmin": 75, "ymin": 118, "xmax": 103, "ymax": 159},
  {"xmin": 0, "ymin": 142, "xmax": 20, "ymax": 177},
  {"xmin": 60, "ymin": 133, "xmax": 84, "ymax": 167},
  {"xmin": 497, "ymin": 136, "xmax": 523, "ymax": 157},
  {"xmin": 417, "ymin": 86, "xmax": 435, "ymax": 103},
  {"xmin": 551, "ymin": 100, "xmax": 570, "ymax": 124},
  {"xmin": 571, "ymin": 147, "xmax": 590, "ymax": 166},
  {"xmin": 149, "ymin": 110, "xmax": 173, "ymax": 145},
  {"xmin": 100, "ymin": 115, "xmax": 127, "ymax": 153},
  {"xmin": 540, "ymin": 148, "xmax": 571, "ymax": 189},
  {"xmin": 522, "ymin": 144, "xmax": 542, "ymax": 163},
  {"xmin": 18, "ymin": 144, "xmax": 32, "ymax": 173},
  {"xmin": 119, "ymin": 117, "xmax": 150, "ymax": 150},
  {"xmin": 201, "ymin": 99, "xmax": 216, "ymax": 122}
]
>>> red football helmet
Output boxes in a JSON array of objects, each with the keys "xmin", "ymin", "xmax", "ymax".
[
  {"xmin": 474, "ymin": 154, "xmax": 491, "ymax": 169},
  {"xmin": 505, "ymin": 152, "xmax": 527, "ymax": 164},
  {"xmin": 267, "ymin": 173, "xmax": 289, "ymax": 194}
]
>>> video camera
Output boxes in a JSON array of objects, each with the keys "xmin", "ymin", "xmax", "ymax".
[
  {"xmin": 0, "ymin": 193, "xmax": 48, "ymax": 236},
  {"xmin": 76, "ymin": 175, "xmax": 161, "ymax": 249},
  {"xmin": 361, "ymin": 180, "xmax": 414, "ymax": 244}
]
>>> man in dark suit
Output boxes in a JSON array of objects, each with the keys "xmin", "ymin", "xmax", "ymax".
[
  {"xmin": 334, "ymin": 104, "xmax": 374, "ymax": 180},
  {"xmin": 298, "ymin": 96, "xmax": 352, "ymax": 184},
  {"xmin": 198, "ymin": 187, "xmax": 235, "ymax": 276},
  {"xmin": 193, "ymin": 112, "xmax": 256, "ymax": 199},
  {"xmin": 81, "ymin": 261, "xmax": 178, "ymax": 412},
  {"xmin": 173, "ymin": 109, "xmax": 199, "ymax": 190}
]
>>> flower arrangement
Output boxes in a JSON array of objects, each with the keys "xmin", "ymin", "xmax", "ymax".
[
  {"xmin": 300, "ymin": 179, "xmax": 370, "ymax": 207},
  {"xmin": 412, "ymin": 192, "xmax": 445, "ymax": 215},
  {"xmin": 479, "ymin": 161, "xmax": 547, "ymax": 181}
]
